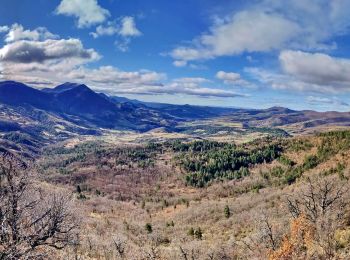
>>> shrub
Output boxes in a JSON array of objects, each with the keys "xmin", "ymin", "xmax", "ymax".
[
  {"xmin": 145, "ymin": 223, "xmax": 153, "ymax": 233},
  {"xmin": 194, "ymin": 227, "xmax": 203, "ymax": 240},
  {"xmin": 278, "ymin": 155, "xmax": 295, "ymax": 166},
  {"xmin": 303, "ymin": 155, "xmax": 319, "ymax": 170},
  {"xmin": 187, "ymin": 227, "xmax": 195, "ymax": 236}
]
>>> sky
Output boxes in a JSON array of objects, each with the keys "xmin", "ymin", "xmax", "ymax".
[{"xmin": 1, "ymin": 0, "xmax": 350, "ymax": 111}]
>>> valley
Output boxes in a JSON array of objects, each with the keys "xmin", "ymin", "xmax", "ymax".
[
  {"xmin": 30, "ymin": 129, "xmax": 350, "ymax": 259},
  {"xmin": 1, "ymin": 81, "xmax": 350, "ymax": 259}
]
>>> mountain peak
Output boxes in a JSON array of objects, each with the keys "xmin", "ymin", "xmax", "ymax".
[
  {"xmin": 266, "ymin": 106, "xmax": 295, "ymax": 113},
  {"xmin": 51, "ymin": 82, "xmax": 91, "ymax": 93}
]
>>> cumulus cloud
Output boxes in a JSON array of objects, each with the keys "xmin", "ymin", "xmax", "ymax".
[
  {"xmin": 90, "ymin": 17, "xmax": 142, "ymax": 38},
  {"xmin": 216, "ymin": 70, "xmax": 252, "ymax": 87},
  {"xmin": 0, "ymin": 38, "xmax": 99, "ymax": 64},
  {"xmin": 4, "ymin": 24, "xmax": 58, "ymax": 43},
  {"xmin": 280, "ymin": 50, "xmax": 350, "ymax": 90},
  {"xmin": 119, "ymin": 16, "xmax": 141, "ymax": 37},
  {"xmin": 0, "ymin": 24, "xmax": 244, "ymax": 99},
  {"xmin": 170, "ymin": 0, "xmax": 350, "ymax": 64},
  {"xmin": 0, "ymin": 24, "xmax": 101, "ymax": 86},
  {"xmin": 0, "ymin": 25, "xmax": 9, "ymax": 33},
  {"xmin": 247, "ymin": 50, "xmax": 350, "ymax": 94},
  {"xmin": 67, "ymin": 66, "xmax": 165, "ymax": 86},
  {"xmin": 90, "ymin": 22, "xmax": 118, "ymax": 38},
  {"xmin": 55, "ymin": 0, "xmax": 110, "ymax": 28},
  {"xmin": 171, "ymin": 11, "xmax": 299, "ymax": 62},
  {"xmin": 246, "ymin": 67, "xmax": 336, "ymax": 93},
  {"xmin": 243, "ymin": 49, "xmax": 350, "ymax": 95},
  {"xmin": 90, "ymin": 16, "xmax": 141, "ymax": 51}
]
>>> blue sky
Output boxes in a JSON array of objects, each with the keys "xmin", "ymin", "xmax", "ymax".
[{"xmin": 1, "ymin": 0, "xmax": 350, "ymax": 111}]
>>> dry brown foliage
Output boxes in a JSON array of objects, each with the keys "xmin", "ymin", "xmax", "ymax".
[{"xmin": 0, "ymin": 155, "xmax": 78, "ymax": 259}]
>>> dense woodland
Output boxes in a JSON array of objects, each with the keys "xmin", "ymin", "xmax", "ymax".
[{"xmin": 169, "ymin": 140, "xmax": 282, "ymax": 187}]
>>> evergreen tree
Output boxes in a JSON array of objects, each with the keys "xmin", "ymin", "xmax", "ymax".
[
  {"xmin": 224, "ymin": 205, "xmax": 231, "ymax": 218},
  {"xmin": 145, "ymin": 223, "xmax": 153, "ymax": 233}
]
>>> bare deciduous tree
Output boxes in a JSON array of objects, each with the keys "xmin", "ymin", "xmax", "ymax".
[
  {"xmin": 260, "ymin": 214, "xmax": 278, "ymax": 251},
  {"xmin": 0, "ymin": 156, "xmax": 78, "ymax": 259},
  {"xmin": 179, "ymin": 246, "xmax": 200, "ymax": 260},
  {"xmin": 144, "ymin": 245, "xmax": 160, "ymax": 260},
  {"xmin": 287, "ymin": 177, "xmax": 348, "ymax": 223},
  {"xmin": 269, "ymin": 176, "xmax": 350, "ymax": 259},
  {"xmin": 112, "ymin": 236, "xmax": 126, "ymax": 259}
]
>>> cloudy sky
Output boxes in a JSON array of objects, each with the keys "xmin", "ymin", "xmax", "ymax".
[{"xmin": 1, "ymin": 0, "xmax": 350, "ymax": 111}]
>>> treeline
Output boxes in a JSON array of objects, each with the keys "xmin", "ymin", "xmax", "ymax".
[{"xmin": 170, "ymin": 140, "xmax": 282, "ymax": 187}]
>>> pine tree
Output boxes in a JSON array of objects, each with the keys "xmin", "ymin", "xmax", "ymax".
[{"xmin": 224, "ymin": 205, "xmax": 231, "ymax": 218}]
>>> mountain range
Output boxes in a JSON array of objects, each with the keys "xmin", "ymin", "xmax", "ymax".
[
  {"xmin": 0, "ymin": 81, "xmax": 239, "ymax": 131},
  {"xmin": 1, "ymin": 80, "xmax": 350, "ymax": 157}
]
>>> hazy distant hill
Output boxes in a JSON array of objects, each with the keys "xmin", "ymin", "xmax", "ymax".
[{"xmin": 110, "ymin": 96, "xmax": 239, "ymax": 119}]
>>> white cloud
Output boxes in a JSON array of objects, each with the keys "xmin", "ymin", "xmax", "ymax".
[
  {"xmin": 159, "ymin": 83, "xmax": 244, "ymax": 98},
  {"xmin": 0, "ymin": 24, "xmax": 243, "ymax": 99},
  {"xmin": 173, "ymin": 60, "xmax": 187, "ymax": 67},
  {"xmin": 114, "ymin": 38, "xmax": 131, "ymax": 52},
  {"xmin": 2, "ymin": 56, "xmax": 243, "ymax": 97},
  {"xmin": 56, "ymin": 0, "xmax": 110, "ymax": 28},
  {"xmin": 90, "ymin": 17, "xmax": 142, "ymax": 38},
  {"xmin": 90, "ymin": 22, "xmax": 119, "ymax": 38},
  {"xmin": 119, "ymin": 16, "xmax": 141, "ymax": 37},
  {"xmin": 90, "ymin": 16, "xmax": 141, "ymax": 51},
  {"xmin": 170, "ymin": 10, "xmax": 299, "ymax": 62},
  {"xmin": 64, "ymin": 69, "xmax": 241, "ymax": 98},
  {"xmin": 4, "ymin": 24, "xmax": 58, "ymax": 43},
  {"xmin": 170, "ymin": 0, "xmax": 350, "ymax": 63},
  {"xmin": 0, "ymin": 38, "xmax": 100, "ymax": 64},
  {"xmin": 246, "ymin": 67, "xmax": 335, "ymax": 93},
  {"xmin": 216, "ymin": 71, "xmax": 240, "ymax": 82},
  {"xmin": 216, "ymin": 70, "xmax": 252, "ymax": 88},
  {"xmin": 68, "ymin": 66, "xmax": 165, "ymax": 86},
  {"xmin": 279, "ymin": 50, "xmax": 350, "ymax": 91},
  {"xmin": 174, "ymin": 77, "xmax": 210, "ymax": 84},
  {"xmin": 247, "ymin": 52, "xmax": 350, "ymax": 94},
  {"xmin": 0, "ymin": 25, "xmax": 101, "ymax": 86},
  {"xmin": 306, "ymin": 96, "xmax": 349, "ymax": 107},
  {"xmin": 109, "ymin": 81, "xmax": 244, "ymax": 98},
  {"xmin": 0, "ymin": 25, "xmax": 9, "ymax": 33}
]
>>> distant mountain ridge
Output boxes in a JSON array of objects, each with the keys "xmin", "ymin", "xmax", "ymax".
[
  {"xmin": 1, "ymin": 80, "xmax": 350, "ymax": 157},
  {"xmin": 1, "ymin": 80, "xmax": 350, "ymax": 135},
  {"xmin": 0, "ymin": 81, "xmax": 173, "ymax": 130},
  {"xmin": 0, "ymin": 81, "xmax": 241, "ymax": 130}
]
